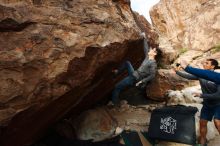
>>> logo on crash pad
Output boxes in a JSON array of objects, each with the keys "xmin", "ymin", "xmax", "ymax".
[{"xmin": 160, "ymin": 116, "xmax": 177, "ymax": 134}]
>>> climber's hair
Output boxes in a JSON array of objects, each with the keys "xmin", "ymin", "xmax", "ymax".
[{"xmin": 207, "ymin": 59, "xmax": 220, "ymax": 69}]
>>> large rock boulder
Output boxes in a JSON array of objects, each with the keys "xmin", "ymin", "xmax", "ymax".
[
  {"xmin": 70, "ymin": 107, "xmax": 117, "ymax": 142},
  {"xmin": 0, "ymin": 0, "xmax": 157, "ymax": 145},
  {"xmin": 150, "ymin": 0, "xmax": 220, "ymax": 52},
  {"xmin": 146, "ymin": 69, "xmax": 192, "ymax": 101}
]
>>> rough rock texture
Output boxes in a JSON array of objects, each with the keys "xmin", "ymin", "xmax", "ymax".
[
  {"xmin": 146, "ymin": 69, "xmax": 192, "ymax": 101},
  {"xmin": 72, "ymin": 107, "xmax": 117, "ymax": 142},
  {"xmin": 167, "ymin": 86, "xmax": 203, "ymax": 105},
  {"xmin": 133, "ymin": 11, "xmax": 159, "ymax": 49},
  {"xmin": 150, "ymin": 0, "xmax": 220, "ymax": 63},
  {"xmin": 56, "ymin": 102, "xmax": 154, "ymax": 142},
  {"xmin": 209, "ymin": 136, "xmax": 220, "ymax": 146},
  {"xmin": 0, "ymin": 0, "xmax": 158, "ymax": 146}
]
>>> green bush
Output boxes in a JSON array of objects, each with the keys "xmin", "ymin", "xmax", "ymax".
[
  {"xmin": 212, "ymin": 44, "xmax": 220, "ymax": 53},
  {"xmin": 179, "ymin": 48, "xmax": 188, "ymax": 54}
]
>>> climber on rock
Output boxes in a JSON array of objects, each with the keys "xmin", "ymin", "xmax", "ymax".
[
  {"xmin": 175, "ymin": 59, "xmax": 220, "ymax": 146},
  {"xmin": 111, "ymin": 32, "xmax": 160, "ymax": 105}
]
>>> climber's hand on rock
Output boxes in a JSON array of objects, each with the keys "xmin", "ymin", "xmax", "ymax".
[{"xmin": 173, "ymin": 64, "xmax": 183, "ymax": 72}]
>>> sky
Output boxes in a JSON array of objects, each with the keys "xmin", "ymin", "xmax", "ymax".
[{"xmin": 130, "ymin": 0, "xmax": 160, "ymax": 23}]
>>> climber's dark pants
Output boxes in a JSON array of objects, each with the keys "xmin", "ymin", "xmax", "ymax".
[{"xmin": 111, "ymin": 61, "xmax": 136, "ymax": 104}]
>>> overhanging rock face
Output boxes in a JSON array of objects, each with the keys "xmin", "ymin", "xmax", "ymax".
[{"xmin": 0, "ymin": 0, "xmax": 158, "ymax": 145}]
